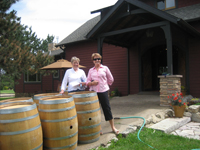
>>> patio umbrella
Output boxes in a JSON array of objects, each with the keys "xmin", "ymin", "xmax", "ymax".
[
  {"xmin": 40, "ymin": 59, "xmax": 86, "ymax": 91},
  {"xmin": 40, "ymin": 59, "xmax": 86, "ymax": 70}
]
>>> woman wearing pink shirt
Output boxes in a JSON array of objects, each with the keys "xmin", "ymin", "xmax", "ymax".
[{"xmin": 86, "ymin": 53, "xmax": 119, "ymax": 135}]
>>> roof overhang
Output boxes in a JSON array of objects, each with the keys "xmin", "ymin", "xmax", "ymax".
[{"xmin": 86, "ymin": 0, "xmax": 200, "ymax": 47}]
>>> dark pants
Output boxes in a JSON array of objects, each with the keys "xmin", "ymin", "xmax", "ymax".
[{"xmin": 97, "ymin": 91, "xmax": 113, "ymax": 121}]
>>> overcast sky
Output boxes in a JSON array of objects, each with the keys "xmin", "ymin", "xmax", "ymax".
[{"xmin": 10, "ymin": 0, "xmax": 118, "ymax": 43}]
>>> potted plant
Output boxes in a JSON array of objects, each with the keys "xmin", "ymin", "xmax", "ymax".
[{"xmin": 168, "ymin": 92, "xmax": 187, "ymax": 118}]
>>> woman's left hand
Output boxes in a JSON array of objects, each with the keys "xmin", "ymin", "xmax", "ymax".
[{"xmin": 80, "ymin": 82, "xmax": 86, "ymax": 86}]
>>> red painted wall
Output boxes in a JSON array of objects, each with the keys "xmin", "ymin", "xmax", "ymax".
[
  {"xmin": 103, "ymin": 44, "xmax": 128, "ymax": 96},
  {"xmin": 189, "ymin": 38, "xmax": 200, "ymax": 97}
]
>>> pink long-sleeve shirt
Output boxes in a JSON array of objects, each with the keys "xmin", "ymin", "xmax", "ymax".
[{"xmin": 86, "ymin": 64, "xmax": 114, "ymax": 93}]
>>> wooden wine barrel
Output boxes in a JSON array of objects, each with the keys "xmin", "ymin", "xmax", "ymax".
[
  {"xmin": 0, "ymin": 97, "xmax": 33, "ymax": 105},
  {"xmin": 33, "ymin": 93, "xmax": 60, "ymax": 108},
  {"xmin": 68, "ymin": 91, "xmax": 101, "ymax": 144},
  {"xmin": 0, "ymin": 102, "xmax": 43, "ymax": 150},
  {"xmin": 39, "ymin": 95, "xmax": 78, "ymax": 150}
]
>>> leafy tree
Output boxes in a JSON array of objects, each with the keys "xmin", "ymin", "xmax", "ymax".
[{"xmin": 0, "ymin": 0, "xmax": 55, "ymax": 81}]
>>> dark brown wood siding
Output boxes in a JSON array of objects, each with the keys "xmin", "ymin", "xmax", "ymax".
[
  {"xmin": 140, "ymin": 0, "xmax": 199, "ymax": 8},
  {"xmin": 42, "ymin": 74, "xmax": 52, "ymax": 92},
  {"xmin": 178, "ymin": 0, "xmax": 200, "ymax": 7},
  {"xmin": 129, "ymin": 45, "xmax": 140, "ymax": 94},
  {"xmin": 189, "ymin": 38, "xmax": 200, "ymax": 97},
  {"xmin": 24, "ymin": 83, "xmax": 41, "ymax": 93},
  {"xmin": 15, "ymin": 74, "xmax": 24, "ymax": 93}
]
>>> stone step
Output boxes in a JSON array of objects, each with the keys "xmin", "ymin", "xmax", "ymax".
[{"xmin": 148, "ymin": 117, "xmax": 191, "ymax": 133}]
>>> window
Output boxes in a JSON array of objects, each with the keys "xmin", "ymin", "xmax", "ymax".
[
  {"xmin": 157, "ymin": 0, "xmax": 175, "ymax": 10},
  {"xmin": 24, "ymin": 71, "xmax": 41, "ymax": 82}
]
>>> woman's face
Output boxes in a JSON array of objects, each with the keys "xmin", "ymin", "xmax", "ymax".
[
  {"xmin": 93, "ymin": 56, "xmax": 101, "ymax": 65},
  {"xmin": 72, "ymin": 61, "xmax": 79, "ymax": 70}
]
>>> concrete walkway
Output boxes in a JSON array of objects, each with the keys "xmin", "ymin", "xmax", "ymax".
[
  {"xmin": 150, "ymin": 117, "xmax": 200, "ymax": 140},
  {"xmin": 0, "ymin": 93, "xmax": 15, "ymax": 97}
]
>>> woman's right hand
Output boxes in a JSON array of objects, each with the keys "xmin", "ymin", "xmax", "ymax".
[
  {"xmin": 60, "ymin": 90, "xmax": 64, "ymax": 94},
  {"xmin": 91, "ymin": 81, "xmax": 98, "ymax": 86}
]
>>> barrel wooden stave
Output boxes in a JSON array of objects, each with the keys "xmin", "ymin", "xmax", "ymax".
[
  {"xmin": 39, "ymin": 96, "xmax": 78, "ymax": 150},
  {"xmin": 0, "ymin": 103, "xmax": 43, "ymax": 150},
  {"xmin": 69, "ymin": 91, "xmax": 101, "ymax": 144}
]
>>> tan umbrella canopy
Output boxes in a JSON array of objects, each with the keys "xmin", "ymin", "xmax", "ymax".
[{"xmin": 40, "ymin": 59, "xmax": 86, "ymax": 70}]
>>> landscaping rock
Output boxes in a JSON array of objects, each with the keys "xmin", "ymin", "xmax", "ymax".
[
  {"xmin": 155, "ymin": 111, "xmax": 166, "ymax": 120},
  {"xmin": 191, "ymin": 112, "xmax": 200, "ymax": 122},
  {"xmin": 145, "ymin": 116, "xmax": 153, "ymax": 125},
  {"xmin": 165, "ymin": 109, "xmax": 174, "ymax": 117},
  {"xmin": 183, "ymin": 95, "xmax": 193, "ymax": 103},
  {"xmin": 152, "ymin": 114, "xmax": 162, "ymax": 123},
  {"xmin": 188, "ymin": 105, "xmax": 200, "ymax": 113},
  {"xmin": 184, "ymin": 112, "xmax": 192, "ymax": 117},
  {"xmin": 121, "ymin": 126, "xmax": 137, "ymax": 137}
]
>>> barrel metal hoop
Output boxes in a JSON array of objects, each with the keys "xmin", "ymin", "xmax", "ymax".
[
  {"xmin": 78, "ymin": 122, "xmax": 101, "ymax": 129},
  {"xmin": 41, "ymin": 115, "xmax": 77, "ymax": 122},
  {"xmin": 79, "ymin": 131, "xmax": 100, "ymax": 137},
  {"xmin": 34, "ymin": 95, "xmax": 54, "ymax": 100},
  {"xmin": 75, "ymin": 99, "xmax": 99, "ymax": 105},
  {"xmin": 39, "ymin": 105, "xmax": 75, "ymax": 112},
  {"xmin": 32, "ymin": 142, "xmax": 43, "ymax": 150},
  {"xmin": 69, "ymin": 92, "xmax": 97, "ymax": 98},
  {"xmin": 77, "ymin": 107, "xmax": 100, "ymax": 114},
  {"xmin": 39, "ymin": 97, "xmax": 74, "ymax": 104},
  {"xmin": 0, "ymin": 124, "xmax": 41, "ymax": 135},
  {"xmin": 0, "ymin": 113, "xmax": 39, "ymax": 123},
  {"xmin": 0, "ymin": 103, "xmax": 37, "ymax": 114},
  {"xmin": 44, "ymin": 131, "xmax": 78, "ymax": 140},
  {"xmin": 78, "ymin": 137, "xmax": 100, "ymax": 144},
  {"xmin": 43, "ymin": 141, "xmax": 77, "ymax": 149}
]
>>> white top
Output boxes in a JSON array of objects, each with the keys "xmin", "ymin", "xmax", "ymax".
[{"xmin": 61, "ymin": 68, "xmax": 87, "ymax": 92}]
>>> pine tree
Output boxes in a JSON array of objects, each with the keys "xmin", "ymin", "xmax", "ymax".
[{"xmin": 0, "ymin": 0, "xmax": 55, "ymax": 80}]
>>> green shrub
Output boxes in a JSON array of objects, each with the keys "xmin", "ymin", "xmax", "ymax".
[{"xmin": 3, "ymin": 86, "xmax": 9, "ymax": 90}]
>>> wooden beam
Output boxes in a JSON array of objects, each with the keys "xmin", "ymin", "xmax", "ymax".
[
  {"xmin": 161, "ymin": 22, "xmax": 173, "ymax": 75},
  {"xmin": 99, "ymin": 21, "xmax": 167, "ymax": 37}
]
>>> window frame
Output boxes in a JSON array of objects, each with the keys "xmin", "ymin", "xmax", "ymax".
[
  {"xmin": 156, "ymin": 0, "xmax": 176, "ymax": 10},
  {"xmin": 24, "ymin": 71, "xmax": 42, "ymax": 83}
]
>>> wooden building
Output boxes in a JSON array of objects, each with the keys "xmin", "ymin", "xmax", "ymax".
[{"xmin": 15, "ymin": 0, "xmax": 200, "ymax": 98}]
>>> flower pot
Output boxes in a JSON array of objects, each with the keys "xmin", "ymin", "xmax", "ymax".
[
  {"xmin": 181, "ymin": 90, "xmax": 186, "ymax": 96},
  {"xmin": 173, "ymin": 105, "xmax": 186, "ymax": 118}
]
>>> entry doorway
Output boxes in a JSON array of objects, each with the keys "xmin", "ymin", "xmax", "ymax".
[{"xmin": 141, "ymin": 45, "xmax": 186, "ymax": 91}]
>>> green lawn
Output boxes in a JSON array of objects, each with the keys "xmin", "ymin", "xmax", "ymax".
[
  {"xmin": 93, "ymin": 128, "xmax": 200, "ymax": 150},
  {"xmin": 0, "ymin": 90, "xmax": 15, "ymax": 94}
]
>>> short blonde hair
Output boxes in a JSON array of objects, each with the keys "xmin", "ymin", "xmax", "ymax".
[
  {"xmin": 71, "ymin": 56, "xmax": 80, "ymax": 63},
  {"xmin": 91, "ymin": 53, "xmax": 102, "ymax": 60}
]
